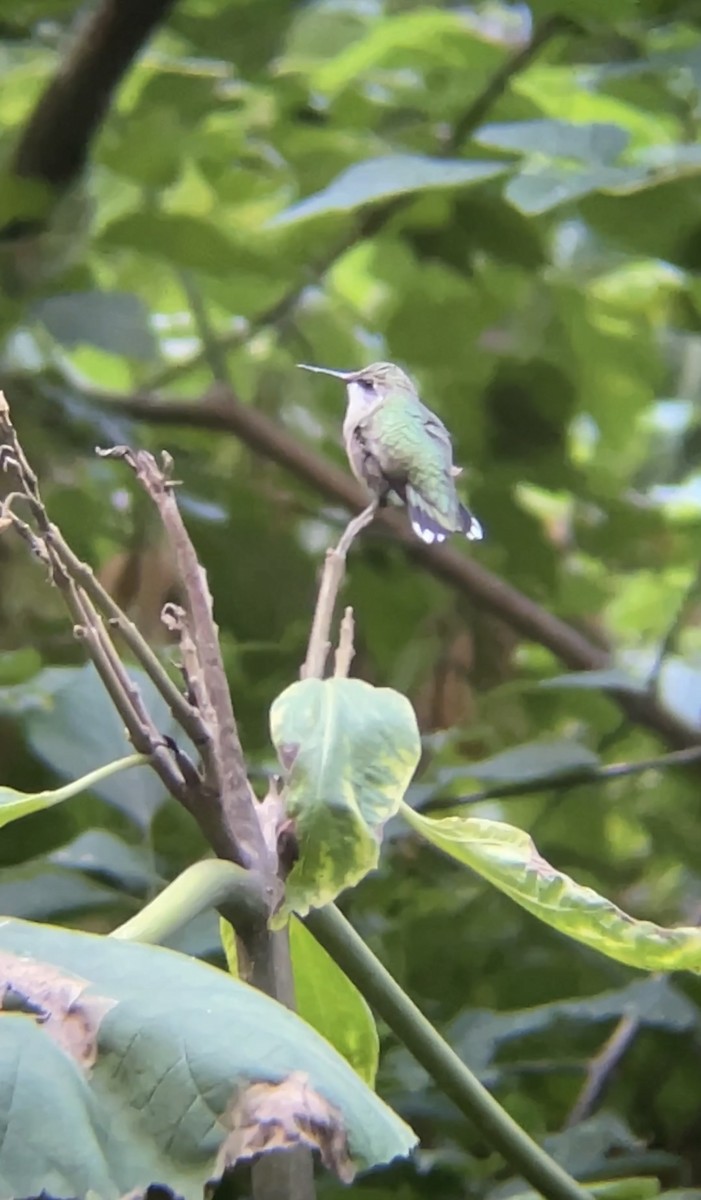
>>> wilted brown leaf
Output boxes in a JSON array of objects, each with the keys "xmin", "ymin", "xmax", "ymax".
[
  {"xmin": 212, "ymin": 1070, "xmax": 354, "ymax": 1184},
  {"xmin": 0, "ymin": 949, "xmax": 115, "ymax": 1072}
]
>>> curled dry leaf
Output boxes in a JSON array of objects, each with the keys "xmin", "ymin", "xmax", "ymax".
[
  {"xmin": 212, "ymin": 1069, "xmax": 355, "ymax": 1185},
  {"xmin": 0, "ymin": 948, "xmax": 114, "ymax": 1072}
]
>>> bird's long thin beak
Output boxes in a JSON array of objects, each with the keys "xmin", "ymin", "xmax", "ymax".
[{"xmin": 297, "ymin": 363, "xmax": 356, "ymax": 381}]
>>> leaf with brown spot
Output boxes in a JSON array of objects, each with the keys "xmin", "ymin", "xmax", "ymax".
[
  {"xmin": 0, "ymin": 950, "xmax": 114, "ymax": 1072},
  {"xmin": 212, "ymin": 1071, "xmax": 355, "ymax": 1185},
  {"xmin": 0, "ymin": 918, "xmax": 415, "ymax": 1200}
]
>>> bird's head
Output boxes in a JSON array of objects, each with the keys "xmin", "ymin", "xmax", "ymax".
[{"xmin": 298, "ymin": 360, "xmax": 415, "ymax": 402}]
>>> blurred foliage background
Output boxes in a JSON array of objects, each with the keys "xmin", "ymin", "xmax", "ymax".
[{"xmin": 2, "ymin": 0, "xmax": 701, "ymax": 1194}]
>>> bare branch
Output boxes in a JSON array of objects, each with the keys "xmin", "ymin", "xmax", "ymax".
[
  {"xmin": 423, "ymin": 744, "xmax": 701, "ymax": 812},
  {"xmin": 87, "ymin": 384, "xmax": 701, "ymax": 754},
  {"xmin": 447, "ymin": 16, "xmax": 576, "ymax": 153},
  {"xmin": 97, "ymin": 445, "xmax": 271, "ymax": 872},
  {"xmin": 564, "ymin": 1014, "xmax": 639, "ymax": 1130},
  {"xmin": 10, "ymin": 0, "xmax": 177, "ymax": 199}
]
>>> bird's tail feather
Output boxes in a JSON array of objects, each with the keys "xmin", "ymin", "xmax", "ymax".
[
  {"xmin": 406, "ymin": 486, "xmax": 451, "ymax": 545},
  {"xmin": 458, "ymin": 502, "xmax": 483, "ymax": 542},
  {"xmin": 406, "ymin": 485, "xmax": 483, "ymax": 545}
]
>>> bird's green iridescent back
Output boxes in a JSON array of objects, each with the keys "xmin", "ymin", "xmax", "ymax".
[{"xmin": 369, "ymin": 392, "xmax": 460, "ymax": 522}]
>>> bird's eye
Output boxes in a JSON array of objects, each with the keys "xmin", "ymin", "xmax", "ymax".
[{"xmin": 359, "ymin": 379, "xmax": 374, "ymax": 393}]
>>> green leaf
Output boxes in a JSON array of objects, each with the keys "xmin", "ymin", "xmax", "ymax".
[
  {"xmin": 32, "ymin": 291, "xmax": 157, "ymax": 361},
  {"xmin": 0, "ymin": 918, "xmax": 415, "ymax": 1198},
  {"xmin": 456, "ymin": 738, "xmax": 600, "ymax": 786},
  {"xmin": 475, "ymin": 120, "xmax": 630, "ymax": 164},
  {"xmin": 220, "ymin": 916, "xmax": 379, "ymax": 1085},
  {"xmin": 48, "ymin": 830, "xmax": 157, "ymax": 893},
  {"xmin": 450, "ymin": 977, "xmax": 698, "ymax": 1076},
  {"xmin": 401, "ymin": 804, "xmax": 701, "ymax": 973},
  {"xmin": 1, "ymin": 664, "xmax": 193, "ymax": 829},
  {"xmin": 99, "ymin": 213, "xmax": 264, "ymax": 277},
  {"xmin": 505, "ymin": 164, "xmax": 650, "ymax": 215},
  {"xmin": 0, "ymin": 753, "xmax": 146, "ymax": 830},
  {"xmin": 290, "ymin": 916, "xmax": 379, "ymax": 1087},
  {"xmin": 0, "ymin": 864, "xmax": 120, "ymax": 922},
  {"xmin": 302, "ymin": 9, "xmax": 504, "ymax": 97},
  {"xmin": 223, "ymin": 916, "xmax": 381, "ymax": 1089},
  {"xmin": 270, "ymin": 156, "xmax": 508, "ymax": 226},
  {"xmin": 270, "ymin": 678, "xmax": 421, "ymax": 923}
]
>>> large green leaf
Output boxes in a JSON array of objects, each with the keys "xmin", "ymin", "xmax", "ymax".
[
  {"xmin": 270, "ymin": 156, "xmax": 507, "ymax": 226},
  {"xmin": 401, "ymin": 804, "xmax": 701, "ymax": 973},
  {"xmin": 0, "ymin": 754, "xmax": 145, "ymax": 830},
  {"xmin": 0, "ymin": 919, "xmax": 415, "ymax": 1199},
  {"xmin": 270, "ymin": 678, "xmax": 421, "ymax": 923}
]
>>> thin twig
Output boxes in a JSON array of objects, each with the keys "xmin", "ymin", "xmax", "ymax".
[
  {"xmin": 564, "ymin": 1013, "xmax": 639, "ymax": 1129},
  {"xmin": 179, "ymin": 270, "xmax": 231, "ymax": 385},
  {"xmin": 564, "ymin": 902, "xmax": 701, "ymax": 1128},
  {"xmin": 422, "ymin": 744, "xmax": 701, "ymax": 812},
  {"xmin": 302, "ymin": 502, "xmax": 376, "ymax": 679},
  {"xmin": 647, "ymin": 561, "xmax": 701, "ymax": 696},
  {"xmin": 334, "ymin": 607, "xmax": 356, "ymax": 678},
  {"xmin": 47, "ymin": 535, "xmax": 210, "ymax": 750}
]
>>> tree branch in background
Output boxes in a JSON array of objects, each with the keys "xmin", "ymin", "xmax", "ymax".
[
  {"xmin": 11, "ymin": 0, "xmax": 177, "ymax": 196},
  {"xmin": 423, "ymin": 744, "xmax": 701, "ymax": 812},
  {"xmin": 447, "ymin": 15, "xmax": 576, "ymax": 153},
  {"xmin": 87, "ymin": 383, "xmax": 701, "ymax": 754}
]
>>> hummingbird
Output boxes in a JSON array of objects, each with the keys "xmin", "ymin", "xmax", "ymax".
[{"xmin": 298, "ymin": 361, "xmax": 483, "ymax": 546}]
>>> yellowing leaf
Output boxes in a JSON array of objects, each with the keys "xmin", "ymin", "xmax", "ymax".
[
  {"xmin": 402, "ymin": 804, "xmax": 701, "ymax": 974},
  {"xmin": 270, "ymin": 678, "xmax": 421, "ymax": 924}
]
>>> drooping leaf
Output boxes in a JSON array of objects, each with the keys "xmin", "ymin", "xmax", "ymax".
[
  {"xmin": 401, "ymin": 804, "xmax": 701, "ymax": 973},
  {"xmin": 0, "ymin": 918, "xmax": 416, "ymax": 1200},
  {"xmin": 0, "ymin": 754, "xmax": 145, "ymax": 830},
  {"xmin": 289, "ymin": 916, "xmax": 379, "ymax": 1087},
  {"xmin": 31, "ymin": 291, "xmax": 157, "ymax": 360},
  {"xmin": 270, "ymin": 156, "xmax": 508, "ymax": 226},
  {"xmin": 269, "ymin": 678, "xmax": 421, "ymax": 923}
]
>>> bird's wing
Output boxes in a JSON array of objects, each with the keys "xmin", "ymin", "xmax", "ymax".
[{"xmin": 418, "ymin": 406, "xmax": 455, "ymax": 467}]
